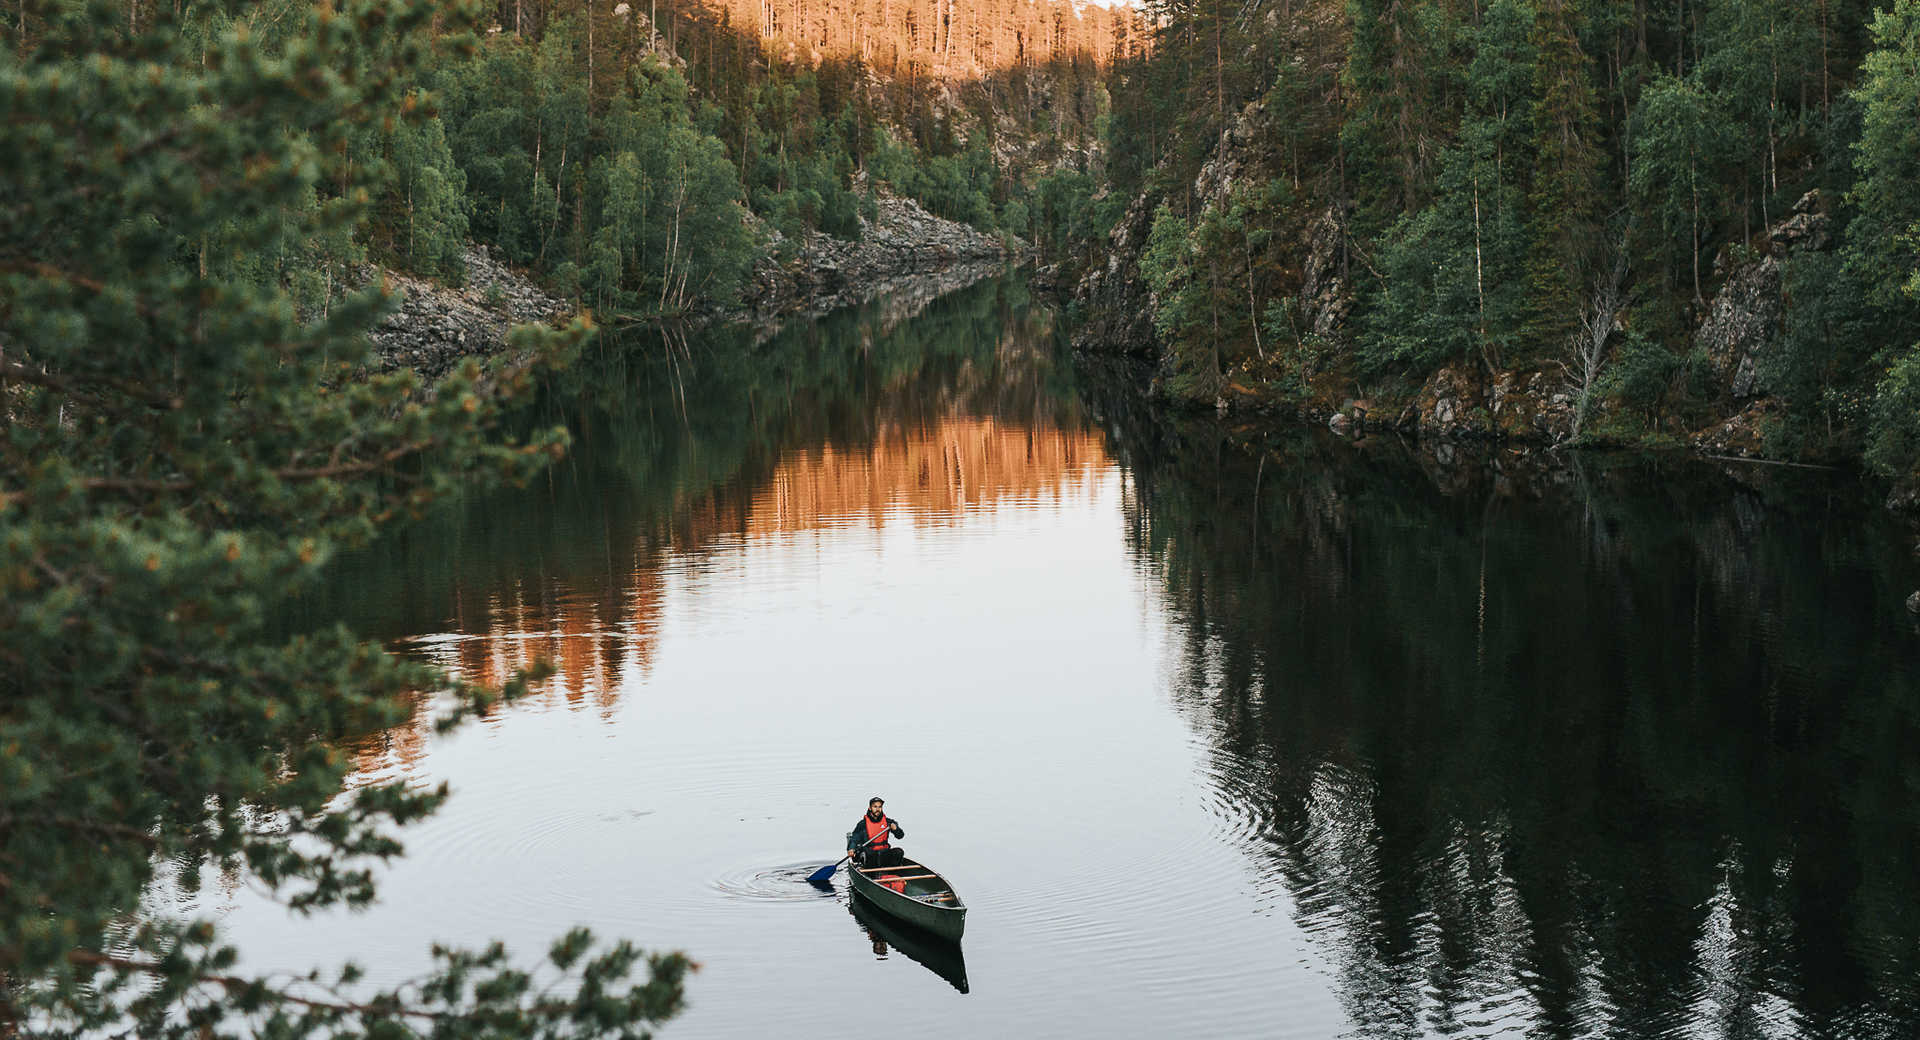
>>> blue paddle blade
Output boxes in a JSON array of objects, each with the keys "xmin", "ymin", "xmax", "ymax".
[{"xmin": 806, "ymin": 861, "xmax": 839, "ymax": 883}]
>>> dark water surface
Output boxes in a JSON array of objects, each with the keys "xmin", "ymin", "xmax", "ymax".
[{"xmin": 211, "ymin": 277, "xmax": 1920, "ymax": 1038}]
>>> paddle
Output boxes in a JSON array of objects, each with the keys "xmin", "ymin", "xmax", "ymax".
[{"xmin": 806, "ymin": 819, "xmax": 897, "ymax": 883}]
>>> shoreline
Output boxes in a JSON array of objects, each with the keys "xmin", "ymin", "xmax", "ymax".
[{"xmin": 369, "ymin": 194, "xmax": 1017, "ymax": 376}]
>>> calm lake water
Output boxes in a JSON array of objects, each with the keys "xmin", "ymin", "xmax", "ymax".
[{"xmin": 207, "ymin": 276, "xmax": 1920, "ymax": 1038}]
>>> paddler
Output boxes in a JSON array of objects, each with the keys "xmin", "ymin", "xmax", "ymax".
[{"xmin": 846, "ymin": 796, "xmax": 906, "ymax": 868}]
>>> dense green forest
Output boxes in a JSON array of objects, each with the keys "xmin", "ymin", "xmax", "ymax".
[
  {"xmin": 0, "ymin": 0, "xmax": 1106, "ymax": 1030},
  {"xmin": 0, "ymin": 2, "xmax": 714, "ymax": 1032},
  {"xmin": 6, "ymin": 0, "xmax": 1920, "ymax": 1029},
  {"xmin": 414, "ymin": 0, "xmax": 1110, "ymax": 309},
  {"xmin": 1, "ymin": 0, "xmax": 1111, "ymax": 322},
  {"xmin": 1087, "ymin": 0, "xmax": 1920, "ymax": 487}
]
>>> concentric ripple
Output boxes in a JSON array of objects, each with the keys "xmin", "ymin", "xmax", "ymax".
[{"xmin": 710, "ymin": 861, "xmax": 846, "ymax": 902}]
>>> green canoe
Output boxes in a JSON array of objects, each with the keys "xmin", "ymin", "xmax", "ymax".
[{"xmin": 847, "ymin": 857, "xmax": 967, "ymax": 941}]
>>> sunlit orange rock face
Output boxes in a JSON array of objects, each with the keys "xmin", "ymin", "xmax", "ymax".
[
  {"xmin": 698, "ymin": 0, "xmax": 1148, "ymax": 75},
  {"xmin": 349, "ymin": 415, "xmax": 1108, "ymax": 777}
]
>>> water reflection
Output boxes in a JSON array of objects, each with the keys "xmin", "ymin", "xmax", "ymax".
[
  {"xmin": 850, "ymin": 897, "xmax": 971, "ymax": 994},
  {"xmin": 282, "ymin": 276, "xmax": 1920, "ymax": 1037},
  {"xmin": 302, "ymin": 277, "xmax": 1100, "ymax": 780},
  {"xmin": 1092, "ymin": 391, "xmax": 1920, "ymax": 1039}
]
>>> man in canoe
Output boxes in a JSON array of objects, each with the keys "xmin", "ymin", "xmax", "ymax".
[{"xmin": 847, "ymin": 796, "xmax": 906, "ymax": 868}]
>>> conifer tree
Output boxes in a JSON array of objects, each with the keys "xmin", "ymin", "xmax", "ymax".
[
  {"xmin": 0, "ymin": 1, "xmax": 690, "ymax": 1033},
  {"xmin": 1851, "ymin": 0, "xmax": 1920, "ymax": 480},
  {"xmin": 1698, "ymin": 0, "xmax": 1821, "ymax": 232},
  {"xmin": 1365, "ymin": 0, "xmax": 1534, "ymax": 373},
  {"xmin": 1846, "ymin": 0, "xmax": 1920, "ymax": 310},
  {"xmin": 383, "ymin": 102, "xmax": 474, "ymax": 280},
  {"xmin": 1341, "ymin": 0, "xmax": 1448, "ymax": 222},
  {"xmin": 1526, "ymin": 0, "xmax": 1606, "ymax": 340},
  {"xmin": 1628, "ymin": 73, "xmax": 1730, "ymax": 305}
]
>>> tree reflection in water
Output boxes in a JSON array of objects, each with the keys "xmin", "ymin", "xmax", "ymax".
[
  {"xmin": 289, "ymin": 276, "xmax": 1097, "ymax": 779},
  {"xmin": 1093, "ymin": 391, "xmax": 1920, "ymax": 1039},
  {"xmin": 287, "ymin": 274, "xmax": 1920, "ymax": 1036}
]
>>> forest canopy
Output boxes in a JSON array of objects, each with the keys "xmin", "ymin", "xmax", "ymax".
[
  {"xmin": 1095, "ymin": 0, "xmax": 1920, "ymax": 485},
  {"xmin": 7, "ymin": 0, "xmax": 1920, "ymax": 1024}
]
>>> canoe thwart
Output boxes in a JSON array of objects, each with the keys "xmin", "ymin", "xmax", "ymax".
[{"xmin": 849, "ymin": 856, "xmax": 967, "ymax": 941}]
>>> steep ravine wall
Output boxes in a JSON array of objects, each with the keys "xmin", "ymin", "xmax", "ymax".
[
  {"xmin": 743, "ymin": 196, "xmax": 1013, "ymax": 318},
  {"xmin": 369, "ymin": 195, "xmax": 1011, "ymax": 375},
  {"xmin": 1071, "ymin": 111, "xmax": 1875, "ymax": 496},
  {"xmin": 367, "ymin": 245, "xmax": 570, "ymax": 379}
]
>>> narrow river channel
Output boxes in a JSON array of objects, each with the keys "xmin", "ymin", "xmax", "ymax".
[{"xmin": 204, "ymin": 275, "xmax": 1920, "ymax": 1039}]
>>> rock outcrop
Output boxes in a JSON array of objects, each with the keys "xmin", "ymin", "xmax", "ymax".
[
  {"xmin": 1299, "ymin": 204, "xmax": 1354, "ymax": 343},
  {"xmin": 1070, "ymin": 191, "xmax": 1160, "ymax": 357},
  {"xmin": 367, "ymin": 245, "xmax": 568, "ymax": 379},
  {"xmin": 1694, "ymin": 190, "xmax": 1832, "ymax": 401},
  {"xmin": 744, "ymin": 196, "xmax": 1011, "ymax": 318},
  {"xmin": 1073, "ymin": 101, "xmax": 1280, "ymax": 361},
  {"xmin": 1333, "ymin": 365, "xmax": 1573, "ymax": 443},
  {"xmin": 370, "ymin": 197, "xmax": 1012, "ymax": 378},
  {"xmin": 1692, "ymin": 399, "xmax": 1780, "ymax": 458}
]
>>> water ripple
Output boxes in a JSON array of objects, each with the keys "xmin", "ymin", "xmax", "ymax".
[{"xmin": 710, "ymin": 861, "xmax": 845, "ymax": 902}]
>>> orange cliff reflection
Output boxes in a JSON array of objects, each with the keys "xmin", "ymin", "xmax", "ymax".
[
  {"xmin": 689, "ymin": 415, "xmax": 1108, "ymax": 536},
  {"xmin": 347, "ymin": 414, "xmax": 1110, "ymax": 779}
]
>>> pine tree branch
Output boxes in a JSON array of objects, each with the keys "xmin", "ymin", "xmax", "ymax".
[
  {"xmin": 0, "ymin": 261, "xmax": 157, "ymax": 322},
  {"xmin": 64, "ymin": 950, "xmax": 449, "ymax": 1023},
  {"xmin": 69, "ymin": 438, "xmax": 439, "ymax": 497},
  {"xmin": 0, "ymin": 815, "xmax": 157, "ymax": 850},
  {"xmin": 0, "ymin": 359, "xmax": 183, "ymax": 412}
]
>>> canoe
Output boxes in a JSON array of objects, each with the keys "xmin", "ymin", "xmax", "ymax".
[
  {"xmin": 849, "ymin": 897, "xmax": 970, "ymax": 994},
  {"xmin": 847, "ymin": 857, "xmax": 967, "ymax": 941}
]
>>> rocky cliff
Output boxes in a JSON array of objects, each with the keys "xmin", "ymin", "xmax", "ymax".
[
  {"xmin": 367, "ymin": 245, "xmax": 569, "ymax": 379},
  {"xmin": 1695, "ymin": 191, "xmax": 1832, "ymax": 403},
  {"xmin": 370, "ymin": 196, "xmax": 1012, "ymax": 378},
  {"xmin": 1074, "ymin": 102, "xmax": 1854, "ymax": 466},
  {"xmin": 1069, "ymin": 191, "xmax": 1159, "ymax": 357},
  {"xmin": 742, "ymin": 195, "xmax": 1013, "ymax": 318},
  {"xmin": 1686, "ymin": 191, "xmax": 1835, "ymax": 458},
  {"xmin": 1072, "ymin": 98, "xmax": 1353, "ymax": 371}
]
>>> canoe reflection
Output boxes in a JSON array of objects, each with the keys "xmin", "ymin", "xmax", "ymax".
[{"xmin": 849, "ymin": 896, "xmax": 970, "ymax": 994}]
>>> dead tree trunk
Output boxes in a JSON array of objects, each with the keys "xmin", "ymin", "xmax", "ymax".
[{"xmin": 1562, "ymin": 229, "xmax": 1632, "ymax": 442}]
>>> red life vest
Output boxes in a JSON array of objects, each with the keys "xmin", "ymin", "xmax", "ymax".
[{"xmin": 861, "ymin": 814, "xmax": 893, "ymax": 851}]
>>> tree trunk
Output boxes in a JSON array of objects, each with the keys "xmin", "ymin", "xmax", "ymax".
[
  {"xmin": 1244, "ymin": 224, "xmax": 1262, "ymax": 359},
  {"xmin": 1472, "ymin": 170, "xmax": 1491, "ymax": 374},
  {"xmin": 1690, "ymin": 170, "xmax": 1702, "ymax": 306}
]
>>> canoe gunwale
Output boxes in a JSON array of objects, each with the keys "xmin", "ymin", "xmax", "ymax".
[{"xmin": 848, "ymin": 857, "xmax": 967, "ymax": 940}]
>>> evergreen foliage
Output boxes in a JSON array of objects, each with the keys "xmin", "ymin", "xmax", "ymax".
[
  {"xmin": 1847, "ymin": 0, "xmax": 1920, "ymax": 310},
  {"xmin": 1629, "ymin": 75, "xmax": 1731, "ymax": 305},
  {"xmin": 868, "ymin": 131, "xmax": 1001, "ymax": 231},
  {"xmin": 1761, "ymin": 250, "xmax": 1880, "ymax": 458},
  {"xmin": 431, "ymin": 19, "xmax": 755, "ymax": 317},
  {"xmin": 1140, "ymin": 185, "xmax": 1279, "ymax": 398},
  {"xmin": 1102, "ymin": 0, "xmax": 1920, "ymax": 477},
  {"xmin": 0, "ymin": 0, "xmax": 690, "ymax": 1032},
  {"xmin": 1852, "ymin": 0, "xmax": 1920, "ymax": 480}
]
